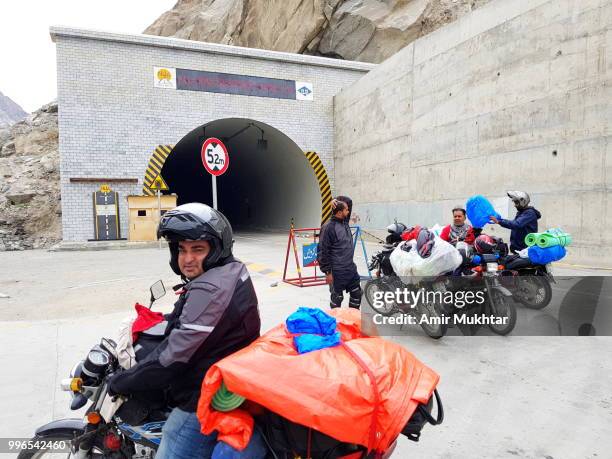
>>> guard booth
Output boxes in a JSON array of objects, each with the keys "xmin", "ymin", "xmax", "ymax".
[{"xmin": 127, "ymin": 195, "xmax": 177, "ymax": 241}]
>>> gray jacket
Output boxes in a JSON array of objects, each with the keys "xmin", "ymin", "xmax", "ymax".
[{"xmin": 109, "ymin": 258, "xmax": 261, "ymax": 411}]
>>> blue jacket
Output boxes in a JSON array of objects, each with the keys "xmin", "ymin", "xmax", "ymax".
[{"xmin": 498, "ymin": 207, "xmax": 541, "ymax": 252}]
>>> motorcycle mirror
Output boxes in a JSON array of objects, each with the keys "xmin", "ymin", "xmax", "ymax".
[
  {"xmin": 149, "ymin": 280, "xmax": 166, "ymax": 308},
  {"xmin": 100, "ymin": 338, "xmax": 118, "ymax": 358},
  {"xmin": 70, "ymin": 393, "xmax": 88, "ymax": 411}
]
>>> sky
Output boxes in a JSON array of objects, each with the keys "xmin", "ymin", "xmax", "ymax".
[{"xmin": 0, "ymin": 0, "xmax": 177, "ymax": 113}]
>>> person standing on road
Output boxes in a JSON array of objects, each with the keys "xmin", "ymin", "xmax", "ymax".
[
  {"xmin": 109, "ymin": 203, "xmax": 266, "ymax": 459},
  {"xmin": 317, "ymin": 196, "xmax": 362, "ymax": 309},
  {"xmin": 489, "ymin": 191, "xmax": 541, "ymax": 253}
]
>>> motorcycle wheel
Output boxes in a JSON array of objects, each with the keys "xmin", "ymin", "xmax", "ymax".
[
  {"xmin": 364, "ymin": 278, "xmax": 397, "ymax": 316},
  {"xmin": 415, "ymin": 301, "xmax": 448, "ymax": 339},
  {"xmin": 17, "ymin": 435, "xmax": 122, "ymax": 459},
  {"xmin": 487, "ymin": 291, "xmax": 517, "ymax": 336},
  {"xmin": 515, "ymin": 276, "xmax": 552, "ymax": 309}
]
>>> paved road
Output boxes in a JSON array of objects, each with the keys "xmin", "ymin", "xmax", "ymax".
[{"xmin": 0, "ymin": 232, "xmax": 610, "ymax": 458}]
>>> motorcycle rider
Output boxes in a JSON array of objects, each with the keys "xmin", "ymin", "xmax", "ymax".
[
  {"xmin": 489, "ymin": 191, "xmax": 542, "ymax": 253},
  {"xmin": 318, "ymin": 196, "xmax": 362, "ymax": 309},
  {"xmin": 108, "ymin": 203, "xmax": 266, "ymax": 459},
  {"xmin": 440, "ymin": 207, "xmax": 475, "ymax": 246}
]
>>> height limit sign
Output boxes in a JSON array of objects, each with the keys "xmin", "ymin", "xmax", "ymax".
[{"xmin": 201, "ymin": 137, "xmax": 229, "ymax": 210}]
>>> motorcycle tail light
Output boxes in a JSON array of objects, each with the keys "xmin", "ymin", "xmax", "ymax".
[
  {"xmin": 497, "ymin": 265, "xmax": 505, "ymax": 271},
  {"xmin": 472, "ymin": 266, "xmax": 483, "ymax": 273},
  {"xmin": 103, "ymin": 432, "xmax": 122, "ymax": 451}
]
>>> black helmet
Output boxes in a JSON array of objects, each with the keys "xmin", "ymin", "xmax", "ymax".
[
  {"xmin": 157, "ymin": 203, "xmax": 233, "ymax": 274},
  {"xmin": 386, "ymin": 222, "xmax": 407, "ymax": 237}
]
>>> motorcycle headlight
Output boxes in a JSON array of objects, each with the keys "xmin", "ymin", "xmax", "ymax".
[{"xmin": 486, "ymin": 263, "xmax": 498, "ymax": 272}]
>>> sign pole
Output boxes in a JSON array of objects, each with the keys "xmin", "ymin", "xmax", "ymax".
[
  {"xmin": 157, "ymin": 189, "xmax": 162, "ymax": 250},
  {"xmin": 212, "ymin": 175, "xmax": 218, "ymax": 210},
  {"xmin": 201, "ymin": 137, "xmax": 229, "ymax": 210}
]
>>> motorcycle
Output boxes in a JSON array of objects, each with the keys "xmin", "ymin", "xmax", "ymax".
[
  {"xmin": 502, "ymin": 255, "xmax": 554, "ymax": 309},
  {"xmin": 21, "ymin": 280, "xmax": 442, "ymax": 458},
  {"xmin": 431, "ymin": 252, "xmax": 517, "ymax": 337},
  {"xmin": 18, "ymin": 281, "xmax": 170, "ymax": 459},
  {"xmin": 364, "ymin": 223, "xmax": 448, "ymax": 339}
]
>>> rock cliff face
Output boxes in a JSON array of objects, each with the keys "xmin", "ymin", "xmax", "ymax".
[
  {"xmin": 0, "ymin": 101, "xmax": 60, "ymax": 250},
  {"xmin": 144, "ymin": 0, "xmax": 491, "ymax": 63}
]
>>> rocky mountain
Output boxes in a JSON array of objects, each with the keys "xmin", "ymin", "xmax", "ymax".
[
  {"xmin": 144, "ymin": 0, "xmax": 491, "ymax": 63},
  {"xmin": 0, "ymin": 91, "xmax": 27, "ymax": 127},
  {"xmin": 0, "ymin": 101, "xmax": 60, "ymax": 250}
]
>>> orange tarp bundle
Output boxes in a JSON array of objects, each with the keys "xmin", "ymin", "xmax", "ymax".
[{"xmin": 196, "ymin": 308, "xmax": 440, "ymax": 452}]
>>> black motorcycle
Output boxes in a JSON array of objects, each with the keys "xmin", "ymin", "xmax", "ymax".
[
  {"xmin": 364, "ymin": 223, "xmax": 448, "ymax": 339},
  {"xmin": 429, "ymin": 253, "xmax": 518, "ymax": 337},
  {"xmin": 502, "ymin": 255, "xmax": 554, "ymax": 309},
  {"xmin": 20, "ymin": 280, "xmax": 444, "ymax": 459},
  {"xmin": 18, "ymin": 281, "xmax": 170, "ymax": 459}
]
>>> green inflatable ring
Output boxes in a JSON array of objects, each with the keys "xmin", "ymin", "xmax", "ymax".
[{"xmin": 211, "ymin": 381, "xmax": 245, "ymax": 412}]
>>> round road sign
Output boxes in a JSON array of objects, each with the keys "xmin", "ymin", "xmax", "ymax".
[{"xmin": 201, "ymin": 137, "xmax": 229, "ymax": 176}]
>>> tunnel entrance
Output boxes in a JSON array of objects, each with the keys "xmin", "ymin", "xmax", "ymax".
[{"xmin": 148, "ymin": 119, "xmax": 328, "ymax": 230}]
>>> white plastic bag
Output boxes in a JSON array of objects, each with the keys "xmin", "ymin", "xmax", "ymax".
[
  {"xmin": 116, "ymin": 316, "xmax": 137, "ymax": 370},
  {"xmin": 431, "ymin": 224, "xmax": 443, "ymax": 237},
  {"xmin": 390, "ymin": 237, "xmax": 462, "ymax": 279},
  {"xmin": 517, "ymin": 248, "xmax": 529, "ymax": 259}
]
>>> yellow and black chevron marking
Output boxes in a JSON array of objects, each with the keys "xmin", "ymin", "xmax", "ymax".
[
  {"xmin": 142, "ymin": 145, "xmax": 174, "ymax": 196},
  {"xmin": 244, "ymin": 262, "xmax": 284, "ymax": 279},
  {"xmin": 304, "ymin": 151, "xmax": 332, "ymax": 226}
]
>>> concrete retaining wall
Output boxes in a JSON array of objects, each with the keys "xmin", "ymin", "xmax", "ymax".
[{"xmin": 334, "ymin": 0, "xmax": 611, "ymax": 267}]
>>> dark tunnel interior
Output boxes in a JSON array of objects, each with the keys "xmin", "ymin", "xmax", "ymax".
[{"xmin": 159, "ymin": 118, "xmax": 322, "ymax": 230}]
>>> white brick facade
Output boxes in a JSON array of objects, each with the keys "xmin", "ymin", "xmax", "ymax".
[{"xmin": 51, "ymin": 27, "xmax": 374, "ymax": 241}]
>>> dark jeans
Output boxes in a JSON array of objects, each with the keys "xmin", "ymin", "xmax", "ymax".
[{"xmin": 155, "ymin": 407, "xmax": 267, "ymax": 459}]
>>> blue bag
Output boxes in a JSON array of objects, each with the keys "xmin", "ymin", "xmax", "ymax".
[
  {"xmin": 528, "ymin": 245, "xmax": 567, "ymax": 264},
  {"xmin": 286, "ymin": 307, "xmax": 337, "ymax": 335},
  {"xmin": 466, "ymin": 195, "xmax": 501, "ymax": 228},
  {"xmin": 293, "ymin": 332, "xmax": 341, "ymax": 354}
]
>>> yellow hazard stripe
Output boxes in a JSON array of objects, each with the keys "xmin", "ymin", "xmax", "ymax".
[
  {"xmin": 142, "ymin": 145, "xmax": 174, "ymax": 195},
  {"xmin": 303, "ymin": 151, "xmax": 332, "ymax": 226}
]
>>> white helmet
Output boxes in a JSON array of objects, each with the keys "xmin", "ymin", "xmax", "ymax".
[{"xmin": 507, "ymin": 191, "xmax": 530, "ymax": 209}]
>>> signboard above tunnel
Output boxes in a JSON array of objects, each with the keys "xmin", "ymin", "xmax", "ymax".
[{"xmin": 154, "ymin": 67, "xmax": 313, "ymax": 101}]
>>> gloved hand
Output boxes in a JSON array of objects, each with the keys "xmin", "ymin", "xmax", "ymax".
[{"xmin": 107, "ymin": 372, "xmax": 126, "ymax": 397}]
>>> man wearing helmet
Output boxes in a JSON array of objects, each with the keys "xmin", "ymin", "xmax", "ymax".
[
  {"xmin": 318, "ymin": 196, "xmax": 362, "ymax": 309},
  {"xmin": 109, "ymin": 203, "xmax": 265, "ymax": 459},
  {"xmin": 489, "ymin": 191, "xmax": 542, "ymax": 253}
]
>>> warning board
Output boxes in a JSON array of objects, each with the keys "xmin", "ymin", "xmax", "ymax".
[
  {"xmin": 201, "ymin": 137, "xmax": 229, "ymax": 176},
  {"xmin": 302, "ymin": 242, "xmax": 318, "ymax": 267},
  {"xmin": 93, "ymin": 190, "xmax": 120, "ymax": 240},
  {"xmin": 149, "ymin": 174, "xmax": 169, "ymax": 191}
]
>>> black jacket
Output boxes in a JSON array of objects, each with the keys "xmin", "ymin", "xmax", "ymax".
[
  {"xmin": 110, "ymin": 259, "xmax": 261, "ymax": 412},
  {"xmin": 317, "ymin": 216, "xmax": 357, "ymax": 277},
  {"xmin": 498, "ymin": 207, "xmax": 541, "ymax": 251}
]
